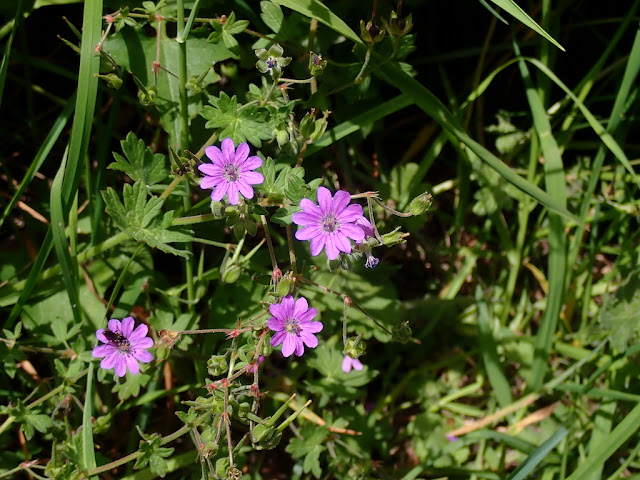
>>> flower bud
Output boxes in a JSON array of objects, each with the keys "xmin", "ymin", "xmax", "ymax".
[
  {"xmin": 409, "ymin": 192, "xmax": 432, "ymax": 215},
  {"xmin": 97, "ymin": 73, "xmax": 122, "ymax": 89},
  {"xmin": 276, "ymin": 129, "xmax": 289, "ymax": 147},
  {"xmin": 210, "ymin": 200, "xmax": 224, "ymax": 218},
  {"xmin": 308, "ymin": 52, "xmax": 327, "ymax": 76},
  {"xmin": 207, "ymin": 355, "xmax": 228, "ymax": 376},
  {"xmin": 381, "ymin": 227, "xmax": 409, "ymax": 247},
  {"xmin": 299, "ymin": 113, "xmax": 315, "ymax": 138},
  {"xmin": 222, "ymin": 264, "xmax": 242, "ymax": 284},
  {"xmin": 138, "ymin": 85, "xmax": 157, "ymax": 106},
  {"xmin": 343, "ymin": 336, "xmax": 366, "ymax": 358},
  {"xmin": 276, "ymin": 276, "xmax": 295, "ymax": 297},
  {"xmin": 391, "ymin": 322, "xmax": 412, "ymax": 344}
]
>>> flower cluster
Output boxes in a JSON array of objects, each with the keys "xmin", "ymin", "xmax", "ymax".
[{"xmin": 93, "ymin": 317, "xmax": 153, "ymax": 377}]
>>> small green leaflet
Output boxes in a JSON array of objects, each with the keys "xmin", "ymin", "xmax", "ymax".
[
  {"xmin": 201, "ymin": 92, "xmax": 273, "ymax": 147},
  {"xmin": 102, "ymin": 181, "xmax": 194, "ymax": 258},
  {"xmin": 599, "ymin": 269, "xmax": 640, "ymax": 352},
  {"xmin": 108, "ymin": 132, "xmax": 168, "ymax": 188}
]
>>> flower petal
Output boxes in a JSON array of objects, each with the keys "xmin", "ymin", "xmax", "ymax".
[
  {"xmin": 333, "ymin": 233, "xmax": 352, "ymax": 253},
  {"xmin": 134, "ymin": 349, "xmax": 153, "ymax": 363},
  {"xmin": 234, "ymin": 142, "xmax": 250, "ymax": 163},
  {"xmin": 227, "ymin": 184, "xmax": 240, "ymax": 205},
  {"xmin": 96, "ymin": 329, "xmax": 109, "ymax": 344},
  {"xmin": 337, "ymin": 204, "xmax": 364, "ymax": 223},
  {"xmin": 107, "ymin": 319, "xmax": 122, "ymax": 333},
  {"xmin": 352, "ymin": 358, "xmax": 364, "ymax": 371},
  {"xmin": 292, "ymin": 211, "xmax": 320, "ymax": 227},
  {"xmin": 200, "ymin": 176, "xmax": 219, "ymax": 190},
  {"xmin": 125, "ymin": 355, "xmax": 140, "ymax": 375},
  {"xmin": 281, "ymin": 334, "xmax": 298, "ymax": 357},
  {"xmin": 271, "ymin": 330, "xmax": 287, "ymax": 347},
  {"xmin": 205, "ymin": 146, "xmax": 224, "ymax": 165},
  {"xmin": 293, "ymin": 297, "xmax": 309, "ymax": 318},
  {"xmin": 241, "ymin": 155, "xmax": 262, "ymax": 170},
  {"xmin": 295, "ymin": 226, "xmax": 322, "ymax": 241},
  {"xmin": 333, "ymin": 190, "xmax": 351, "ymax": 213},
  {"xmin": 316, "ymin": 187, "xmax": 332, "ymax": 213},
  {"xmin": 241, "ymin": 171, "xmax": 264, "ymax": 185},
  {"xmin": 236, "ymin": 180, "xmax": 254, "ymax": 199},
  {"xmin": 294, "ymin": 340, "xmax": 305, "ymax": 356},
  {"xmin": 132, "ymin": 336, "xmax": 154, "ymax": 349},
  {"xmin": 309, "ymin": 234, "xmax": 327, "ymax": 257},
  {"xmin": 339, "ymin": 223, "xmax": 365, "ymax": 242},
  {"xmin": 301, "ymin": 319, "xmax": 323, "ymax": 333},
  {"xmin": 324, "ymin": 235, "xmax": 340, "ymax": 260},
  {"xmin": 300, "ymin": 331, "xmax": 318, "ymax": 349},
  {"xmin": 299, "ymin": 198, "xmax": 322, "ymax": 215},
  {"xmin": 268, "ymin": 316, "xmax": 285, "ymax": 332},
  {"xmin": 269, "ymin": 302, "xmax": 286, "ymax": 320},
  {"xmin": 298, "ymin": 307, "xmax": 318, "ymax": 323},
  {"xmin": 211, "ymin": 182, "xmax": 229, "ymax": 202},
  {"xmin": 198, "ymin": 163, "xmax": 218, "ymax": 175},
  {"xmin": 342, "ymin": 356, "xmax": 352, "ymax": 373},
  {"xmin": 101, "ymin": 352, "xmax": 118, "ymax": 369},
  {"xmin": 130, "ymin": 323, "xmax": 148, "ymax": 340},
  {"xmin": 220, "ymin": 138, "xmax": 236, "ymax": 161},
  {"xmin": 92, "ymin": 344, "xmax": 114, "ymax": 358},
  {"xmin": 121, "ymin": 317, "xmax": 135, "ymax": 337},
  {"xmin": 281, "ymin": 295, "xmax": 295, "ymax": 315},
  {"xmin": 113, "ymin": 356, "xmax": 127, "ymax": 377}
]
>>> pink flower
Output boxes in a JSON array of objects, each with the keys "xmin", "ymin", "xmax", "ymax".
[
  {"xmin": 354, "ymin": 216, "xmax": 379, "ymax": 268},
  {"xmin": 292, "ymin": 187, "xmax": 365, "ymax": 260},
  {"xmin": 268, "ymin": 295, "xmax": 323, "ymax": 357},
  {"xmin": 342, "ymin": 355, "xmax": 364, "ymax": 373},
  {"xmin": 198, "ymin": 138, "xmax": 264, "ymax": 205},
  {"xmin": 92, "ymin": 317, "xmax": 153, "ymax": 377}
]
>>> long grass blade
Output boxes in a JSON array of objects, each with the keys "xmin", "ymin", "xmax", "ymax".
[
  {"xmin": 0, "ymin": 0, "xmax": 25, "ymax": 109},
  {"xmin": 81, "ymin": 363, "xmax": 98, "ymax": 480},
  {"xmin": 476, "ymin": 287, "xmax": 513, "ymax": 408},
  {"xmin": 504, "ymin": 426, "xmax": 568, "ymax": 480},
  {"xmin": 7, "ymin": 0, "xmax": 102, "ymax": 326}
]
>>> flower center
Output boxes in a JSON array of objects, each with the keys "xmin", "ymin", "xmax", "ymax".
[
  {"xmin": 223, "ymin": 164, "xmax": 240, "ymax": 182},
  {"xmin": 105, "ymin": 330, "xmax": 133, "ymax": 354},
  {"xmin": 266, "ymin": 56, "xmax": 277, "ymax": 69},
  {"xmin": 321, "ymin": 214, "xmax": 339, "ymax": 233},
  {"xmin": 285, "ymin": 318, "xmax": 301, "ymax": 336}
]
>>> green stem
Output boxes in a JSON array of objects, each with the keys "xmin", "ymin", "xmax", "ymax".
[{"xmin": 175, "ymin": 0, "xmax": 189, "ymax": 151}]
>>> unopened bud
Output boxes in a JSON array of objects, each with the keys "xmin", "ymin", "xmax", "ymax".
[
  {"xmin": 380, "ymin": 227, "xmax": 409, "ymax": 247},
  {"xmin": 391, "ymin": 322, "xmax": 412, "ymax": 344},
  {"xmin": 207, "ymin": 354, "xmax": 228, "ymax": 376},
  {"xmin": 409, "ymin": 192, "xmax": 432, "ymax": 215}
]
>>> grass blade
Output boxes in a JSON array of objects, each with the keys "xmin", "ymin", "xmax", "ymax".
[
  {"xmin": 488, "ymin": 0, "xmax": 564, "ymax": 51},
  {"xmin": 82, "ymin": 363, "xmax": 98, "ymax": 479},
  {"xmin": 504, "ymin": 426, "xmax": 568, "ymax": 480},
  {"xmin": 0, "ymin": 0, "xmax": 25, "ymax": 109},
  {"xmin": 476, "ymin": 287, "xmax": 513, "ymax": 408}
]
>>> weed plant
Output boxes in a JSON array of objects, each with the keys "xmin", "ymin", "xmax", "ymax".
[{"xmin": 1, "ymin": 1, "xmax": 640, "ymax": 479}]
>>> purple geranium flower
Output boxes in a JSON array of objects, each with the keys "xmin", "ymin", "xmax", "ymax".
[
  {"xmin": 268, "ymin": 295, "xmax": 323, "ymax": 357},
  {"xmin": 92, "ymin": 317, "xmax": 154, "ymax": 377},
  {"xmin": 342, "ymin": 355, "xmax": 364, "ymax": 373},
  {"xmin": 292, "ymin": 187, "xmax": 365, "ymax": 260},
  {"xmin": 198, "ymin": 138, "xmax": 264, "ymax": 205},
  {"xmin": 354, "ymin": 216, "xmax": 379, "ymax": 268}
]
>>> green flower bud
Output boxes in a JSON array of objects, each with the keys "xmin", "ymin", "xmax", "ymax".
[
  {"xmin": 276, "ymin": 276, "xmax": 295, "ymax": 297},
  {"xmin": 97, "ymin": 73, "xmax": 123, "ymax": 89},
  {"xmin": 391, "ymin": 321, "xmax": 412, "ymax": 344},
  {"xmin": 185, "ymin": 75, "xmax": 203, "ymax": 94},
  {"xmin": 343, "ymin": 336, "xmax": 366, "ymax": 358},
  {"xmin": 222, "ymin": 264, "xmax": 242, "ymax": 284},
  {"xmin": 382, "ymin": 11, "xmax": 413, "ymax": 38},
  {"xmin": 380, "ymin": 227, "xmax": 409, "ymax": 247},
  {"xmin": 308, "ymin": 52, "xmax": 327, "ymax": 76},
  {"xmin": 210, "ymin": 200, "xmax": 224, "ymax": 218},
  {"xmin": 276, "ymin": 129, "xmax": 289, "ymax": 147},
  {"xmin": 360, "ymin": 19, "xmax": 385, "ymax": 43},
  {"xmin": 299, "ymin": 113, "xmax": 315, "ymax": 138},
  {"xmin": 309, "ymin": 117, "xmax": 328, "ymax": 142},
  {"xmin": 409, "ymin": 192, "xmax": 432, "ymax": 215},
  {"xmin": 207, "ymin": 355, "xmax": 228, "ymax": 376},
  {"xmin": 137, "ymin": 85, "xmax": 157, "ymax": 106}
]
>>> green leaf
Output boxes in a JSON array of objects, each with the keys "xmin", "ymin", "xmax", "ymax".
[
  {"xmin": 487, "ymin": 0, "xmax": 564, "ymax": 51},
  {"xmin": 261, "ymin": 0, "xmax": 284, "ymax": 33},
  {"xmin": 271, "ymin": 205, "xmax": 300, "ymax": 226},
  {"xmin": 24, "ymin": 413, "xmax": 53, "ymax": 439},
  {"xmin": 102, "ymin": 182, "xmax": 194, "ymax": 257},
  {"xmin": 599, "ymin": 269, "xmax": 640, "ymax": 352},
  {"xmin": 201, "ymin": 92, "xmax": 273, "ymax": 147},
  {"xmin": 108, "ymin": 132, "xmax": 168, "ymax": 187},
  {"xmin": 286, "ymin": 424, "xmax": 327, "ymax": 478}
]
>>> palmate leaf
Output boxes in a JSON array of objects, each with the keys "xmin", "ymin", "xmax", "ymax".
[
  {"xmin": 108, "ymin": 132, "xmax": 168, "ymax": 187},
  {"xmin": 201, "ymin": 92, "xmax": 273, "ymax": 147},
  {"xmin": 102, "ymin": 181, "xmax": 193, "ymax": 258}
]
